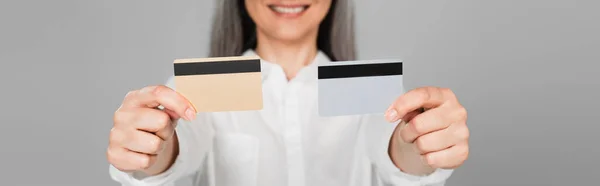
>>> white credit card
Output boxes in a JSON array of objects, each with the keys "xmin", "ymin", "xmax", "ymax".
[{"xmin": 317, "ymin": 59, "xmax": 404, "ymax": 117}]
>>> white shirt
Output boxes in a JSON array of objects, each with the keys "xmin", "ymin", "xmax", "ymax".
[{"xmin": 109, "ymin": 50, "xmax": 454, "ymax": 186}]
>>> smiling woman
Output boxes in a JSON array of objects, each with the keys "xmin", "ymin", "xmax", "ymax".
[{"xmin": 108, "ymin": 0, "xmax": 469, "ymax": 185}]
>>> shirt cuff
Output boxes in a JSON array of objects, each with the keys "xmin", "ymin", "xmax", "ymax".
[{"xmin": 109, "ymin": 125, "xmax": 191, "ymax": 186}]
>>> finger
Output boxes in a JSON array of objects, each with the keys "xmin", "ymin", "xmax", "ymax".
[
  {"xmin": 131, "ymin": 108, "xmax": 175, "ymax": 140},
  {"xmin": 162, "ymin": 108, "xmax": 181, "ymax": 121},
  {"xmin": 123, "ymin": 130, "xmax": 166, "ymax": 155},
  {"xmin": 107, "ymin": 146, "xmax": 156, "ymax": 172},
  {"xmin": 109, "ymin": 127, "xmax": 126, "ymax": 147},
  {"xmin": 158, "ymin": 108, "xmax": 180, "ymax": 134},
  {"xmin": 403, "ymin": 105, "xmax": 466, "ymax": 126},
  {"xmin": 386, "ymin": 87, "xmax": 448, "ymax": 122},
  {"xmin": 110, "ymin": 127, "xmax": 165, "ymax": 155},
  {"xmin": 400, "ymin": 107, "xmax": 452, "ymax": 143},
  {"xmin": 123, "ymin": 85, "xmax": 196, "ymax": 121},
  {"xmin": 401, "ymin": 109, "xmax": 422, "ymax": 123},
  {"xmin": 422, "ymin": 142, "xmax": 469, "ymax": 169},
  {"xmin": 413, "ymin": 126, "xmax": 457, "ymax": 154}
]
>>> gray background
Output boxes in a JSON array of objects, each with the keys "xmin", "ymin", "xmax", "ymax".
[{"xmin": 0, "ymin": 0, "xmax": 598, "ymax": 185}]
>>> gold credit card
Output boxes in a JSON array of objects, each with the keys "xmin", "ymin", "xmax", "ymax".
[{"xmin": 173, "ymin": 56, "xmax": 263, "ymax": 113}]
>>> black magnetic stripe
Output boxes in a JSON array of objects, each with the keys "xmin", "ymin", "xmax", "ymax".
[
  {"xmin": 174, "ymin": 59, "xmax": 260, "ymax": 76},
  {"xmin": 318, "ymin": 62, "xmax": 402, "ymax": 79}
]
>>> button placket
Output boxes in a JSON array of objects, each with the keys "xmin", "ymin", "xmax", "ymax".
[{"xmin": 282, "ymin": 82, "xmax": 305, "ymax": 186}]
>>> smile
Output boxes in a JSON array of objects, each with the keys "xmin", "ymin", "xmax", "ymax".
[{"xmin": 268, "ymin": 4, "xmax": 310, "ymax": 15}]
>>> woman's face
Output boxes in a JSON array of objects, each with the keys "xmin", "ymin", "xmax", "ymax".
[{"xmin": 245, "ymin": 0, "xmax": 332, "ymax": 42}]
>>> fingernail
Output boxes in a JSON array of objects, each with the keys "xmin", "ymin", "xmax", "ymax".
[
  {"xmin": 385, "ymin": 109, "xmax": 399, "ymax": 122},
  {"xmin": 185, "ymin": 108, "xmax": 196, "ymax": 121}
]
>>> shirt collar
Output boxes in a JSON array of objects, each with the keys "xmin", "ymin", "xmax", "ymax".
[{"xmin": 241, "ymin": 49, "xmax": 331, "ymax": 82}]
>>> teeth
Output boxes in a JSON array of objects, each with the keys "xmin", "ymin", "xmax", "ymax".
[{"xmin": 271, "ymin": 6, "xmax": 306, "ymax": 14}]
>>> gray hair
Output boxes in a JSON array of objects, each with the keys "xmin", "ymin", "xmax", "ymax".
[{"xmin": 208, "ymin": 0, "xmax": 356, "ymax": 61}]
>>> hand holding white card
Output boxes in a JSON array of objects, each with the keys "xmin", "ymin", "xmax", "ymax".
[{"xmin": 317, "ymin": 59, "xmax": 404, "ymax": 117}]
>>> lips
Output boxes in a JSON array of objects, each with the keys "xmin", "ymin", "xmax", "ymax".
[{"xmin": 268, "ymin": 4, "xmax": 310, "ymax": 14}]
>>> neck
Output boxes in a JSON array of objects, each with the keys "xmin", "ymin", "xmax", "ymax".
[{"xmin": 254, "ymin": 30, "xmax": 318, "ymax": 80}]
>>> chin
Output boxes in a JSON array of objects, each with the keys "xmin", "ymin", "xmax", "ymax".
[
  {"xmin": 273, "ymin": 33, "xmax": 305, "ymax": 42},
  {"xmin": 268, "ymin": 27, "xmax": 315, "ymax": 43}
]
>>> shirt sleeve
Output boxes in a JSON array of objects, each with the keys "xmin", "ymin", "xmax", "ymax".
[
  {"xmin": 361, "ymin": 114, "xmax": 454, "ymax": 186},
  {"xmin": 108, "ymin": 76, "xmax": 214, "ymax": 186}
]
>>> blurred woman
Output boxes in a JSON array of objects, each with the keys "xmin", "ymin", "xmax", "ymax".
[{"xmin": 108, "ymin": 0, "xmax": 470, "ymax": 185}]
